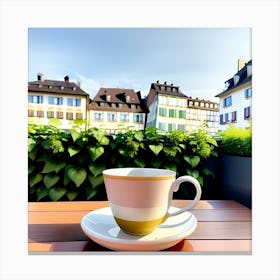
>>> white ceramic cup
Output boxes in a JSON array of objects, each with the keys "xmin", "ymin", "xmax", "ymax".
[{"xmin": 103, "ymin": 167, "xmax": 201, "ymax": 235}]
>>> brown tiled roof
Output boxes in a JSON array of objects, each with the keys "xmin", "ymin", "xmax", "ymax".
[
  {"xmin": 28, "ymin": 79, "xmax": 89, "ymax": 97},
  {"xmin": 146, "ymin": 81, "xmax": 188, "ymax": 106},
  {"xmin": 88, "ymin": 88, "xmax": 149, "ymax": 113}
]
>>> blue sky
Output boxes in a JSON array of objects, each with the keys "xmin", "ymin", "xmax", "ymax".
[{"xmin": 28, "ymin": 28, "xmax": 251, "ymax": 101}]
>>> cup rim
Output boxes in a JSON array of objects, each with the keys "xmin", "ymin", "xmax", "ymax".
[{"xmin": 103, "ymin": 167, "xmax": 176, "ymax": 180}]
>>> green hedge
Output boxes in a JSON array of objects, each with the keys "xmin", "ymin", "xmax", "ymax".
[
  {"xmin": 216, "ymin": 125, "xmax": 252, "ymax": 157},
  {"xmin": 28, "ymin": 125, "xmax": 218, "ymax": 202}
]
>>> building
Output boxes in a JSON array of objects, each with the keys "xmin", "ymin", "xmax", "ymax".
[
  {"xmin": 87, "ymin": 88, "xmax": 148, "ymax": 134},
  {"xmin": 186, "ymin": 97, "xmax": 219, "ymax": 135},
  {"xmin": 145, "ymin": 81, "xmax": 219, "ymax": 134},
  {"xmin": 28, "ymin": 74, "xmax": 89, "ymax": 131},
  {"xmin": 146, "ymin": 81, "xmax": 188, "ymax": 131},
  {"xmin": 215, "ymin": 59, "xmax": 252, "ymax": 130}
]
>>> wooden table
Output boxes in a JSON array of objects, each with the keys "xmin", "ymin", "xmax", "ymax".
[{"xmin": 28, "ymin": 200, "xmax": 252, "ymax": 253}]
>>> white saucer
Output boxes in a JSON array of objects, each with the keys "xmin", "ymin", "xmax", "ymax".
[{"xmin": 80, "ymin": 206, "xmax": 197, "ymax": 251}]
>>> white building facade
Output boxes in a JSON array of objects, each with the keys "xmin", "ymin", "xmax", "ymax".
[
  {"xmin": 28, "ymin": 74, "xmax": 89, "ymax": 131},
  {"xmin": 216, "ymin": 60, "xmax": 252, "ymax": 130},
  {"xmin": 146, "ymin": 81, "xmax": 219, "ymax": 134},
  {"xmin": 87, "ymin": 88, "xmax": 148, "ymax": 134}
]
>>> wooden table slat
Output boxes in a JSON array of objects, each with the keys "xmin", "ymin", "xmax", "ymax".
[{"xmin": 28, "ymin": 200, "xmax": 252, "ymax": 252}]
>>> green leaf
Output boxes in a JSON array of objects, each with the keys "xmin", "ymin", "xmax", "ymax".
[
  {"xmin": 28, "ymin": 149, "xmax": 37, "ymax": 161},
  {"xmin": 134, "ymin": 131, "xmax": 144, "ymax": 142},
  {"xmin": 88, "ymin": 163, "xmax": 106, "ymax": 177},
  {"xmin": 67, "ymin": 167, "xmax": 87, "ymax": 187},
  {"xmin": 88, "ymin": 174, "xmax": 104, "ymax": 188},
  {"xmin": 49, "ymin": 187, "xmax": 67, "ymax": 201},
  {"xmin": 151, "ymin": 158, "xmax": 161, "ymax": 168},
  {"xmin": 184, "ymin": 155, "xmax": 200, "ymax": 168},
  {"xmin": 28, "ymin": 138, "xmax": 37, "ymax": 152},
  {"xmin": 163, "ymin": 163, "xmax": 177, "ymax": 172},
  {"xmin": 186, "ymin": 168, "xmax": 199, "ymax": 179},
  {"xmin": 71, "ymin": 130, "xmax": 80, "ymax": 142},
  {"xmin": 28, "ymin": 164, "xmax": 36, "ymax": 175},
  {"xmin": 63, "ymin": 164, "xmax": 74, "ymax": 186},
  {"xmin": 42, "ymin": 160, "xmax": 66, "ymax": 174},
  {"xmin": 202, "ymin": 167, "xmax": 215, "ymax": 178},
  {"xmin": 66, "ymin": 189, "xmax": 78, "ymax": 201},
  {"xmin": 86, "ymin": 186, "xmax": 99, "ymax": 200},
  {"xmin": 29, "ymin": 173, "xmax": 43, "ymax": 188},
  {"xmin": 43, "ymin": 173, "xmax": 60, "ymax": 189},
  {"xmin": 133, "ymin": 158, "xmax": 146, "ymax": 168},
  {"xmin": 197, "ymin": 176, "xmax": 204, "ymax": 186},
  {"xmin": 68, "ymin": 145, "xmax": 81, "ymax": 157},
  {"xmin": 207, "ymin": 137, "xmax": 218, "ymax": 146},
  {"xmin": 149, "ymin": 144, "xmax": 163, "ymax": 155},
  {"xmin": 89, "ymin": 146, "xmax": 104, "ymax": 162},
  {"xmin": 36, "ymin": 185, "xmax": 48, "ymax": 201}
]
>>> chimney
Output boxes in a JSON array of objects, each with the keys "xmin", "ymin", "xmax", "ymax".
[
  {"xmin": 64, "ymin": 75, "xmax": 69, "ymax": 82},
  {"xmin": 37, "ymin": 73, "xmax": 44, "ymax": 81},
  {"xmin": 126, "ymin": 95, "xmax": 131, "ymax": 103},
  {"xmin": 156, "ymin": 80, "xmax": 160, "ymax": 84},
  {"xmin": 77, "ymin": 80, "xmax": 81, "ymax": 88},
  {"xmin": 237, "ymin": 59, "xmax": 246, "ymax": 71}
]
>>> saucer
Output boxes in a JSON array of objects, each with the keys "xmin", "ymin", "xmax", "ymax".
[{"xmin": 80, "ymin": 206, "xmax": 197, "ymax": 251}]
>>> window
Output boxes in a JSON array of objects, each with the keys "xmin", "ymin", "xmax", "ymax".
[
  {"xmin": 159, "ymin": 96, "xmax": 167, "ymax": 105},
  {"xmin": 158, "ymin": 122, "xmax": 166, "ymax": 130},
  {"xmin": 244, "ymin": 106, "xmax": 251, "ymax": 119},
  {"xmin": 219, "ymin": 114, "xmax": 224, "ymax": 124},
  {"xmin": 159, "ymin": 107, "xmax": 167, "ymax": 117},
  {"xmin": 133, "ymin": 114, "xmax": 143, "ymax": 123},
  {"xmin": 37, "ymin": 111, "xmax": 44, "ymax": 118},
  {"xmin": 120, "ymin": 113, "xmax": 129, "ymax": 122},
  {"xmin": 76, "ymin": 113, "xmax": 83, "ymax": 120},
  {"xmin": 66, "ymin": 112, "xmax": 73, "ymax": 120},
  {"xmin": 28, "ymin": 95, "xmax": 43, "ymax": 104},
  {"xmin": 107, "ymin": 113, "xmax": 116, "ymax": 122},
  {"xmin": 47, "ymin": 111, "xmax": 54, "ymax": 118},
  {"xmin": 177, "ymin": 124, "xmax": 185, "ymax": 131},
  {"xmin": 225, "ymin": 113, "xmax": 229, "ymax": 123},
  {"xmin": 178, "ymin": 110, "xmax": 186, "ymax": 119},
  {"xmin": 67, "ymin": 98, "xmax": 81, "ymax": 107},
  {"xmin": 28, "ymin": 109, "xmax": 35, "ymax": 117},
  {"xmin": 168, "ymin": 98, "xmax": 176, "ymax": 106},
  {"xmin": 245, "ymin": 88, "xmax": 252, "ymax": 99},
  {"xmin": 223, "ymin": 96, "xmax": 232, "ymax": 107},
  {"xmin": 56, "ymin": 111, "xmax": 63, "ymax": 119},
  {"xmin": 49, "ymin": 96, "xmax": 63, "ymax": 105},
  {"xmin": 169, "ymin": 109, "xmax": 177, "ymax": 118},
  {"xmin": 168, "ymin": 123, "xmax": 176, "ymax": 131},
  {"xmin": 231, "ymin": 111, "xmax": 237, "ymax": 122},
  {"xmin": 94, "ymin": 113, "xmax": 103, "ymax": 121}
]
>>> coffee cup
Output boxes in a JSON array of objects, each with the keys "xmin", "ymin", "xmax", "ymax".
[{"xmin": 103, "ymin": 167, "xmax": 201, "ymax": 235}]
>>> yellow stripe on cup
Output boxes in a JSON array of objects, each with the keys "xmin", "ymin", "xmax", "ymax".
[{"xmin": 114, "ymin": 215, "xmax": 166, "ymax": 235}]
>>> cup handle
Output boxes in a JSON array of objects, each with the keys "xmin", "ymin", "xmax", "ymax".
[{"xmin": 167, "ymin": 176, "xmax": 202, "ymax": 217}]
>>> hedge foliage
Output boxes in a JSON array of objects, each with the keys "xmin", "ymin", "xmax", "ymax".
[
  {"xmin": 28, "ymin": 124, "xmax": 218, "ymax": 202},
  {"xmin": 216, "ymin": 125, "xmax": 252, "ymax": 157}
]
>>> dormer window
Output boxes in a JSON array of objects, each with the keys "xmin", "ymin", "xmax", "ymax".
[
  {"xmin": 61, "ymin": 86, "xmax": 64, "ymax": 90},
  {"xmin": 233, "ymin": 75, "xmax": 240, "ymax": 85},
  {"xmin": 73, "ymin": 87, "xmax": 76, "ymax": 91}
]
